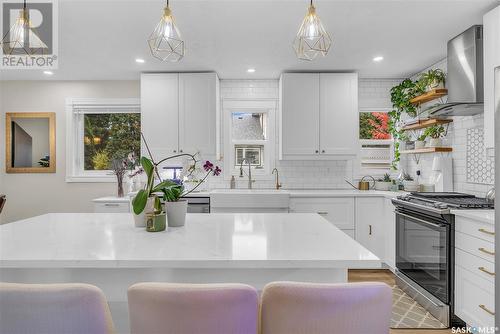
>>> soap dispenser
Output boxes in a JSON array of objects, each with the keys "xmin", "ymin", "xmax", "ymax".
[{"xmin": 230, "ymin": 175, "xmax": 236, "ymax": 189}]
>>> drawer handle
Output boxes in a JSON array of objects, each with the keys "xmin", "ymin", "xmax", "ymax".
[
  {"xmin": 479, "ymin": 304, "xmax": 495, "ymax": 316},
  {"xmin": 478, "ymin": 228, "xmax": 495, "ymax": 236},
  {"xmin": 104, "ymin": 203, "xmax": 120, "ymax": 207},
  {"xmin": 317, "ymin": 212, "xmax": 328, "ymax": 215},
  {"xmin": 478, "ymin": 267, "xmax": 495, "ymax": 276},
  {"xmin": 478, "ymin": 247, "xmax": 495, "ymax": 256},
  {"xmin": 369, "ymin": 224, "xmax": 372, "ymax": 235}
]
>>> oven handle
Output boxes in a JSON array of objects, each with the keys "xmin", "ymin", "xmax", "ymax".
[{"xmin": 395, "ymin": 211, "xmax": 447, "ymax": 229}]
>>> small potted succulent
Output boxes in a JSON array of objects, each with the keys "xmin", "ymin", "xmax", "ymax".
[
  {"xmin": 424, "ymin": 125, "xmax": 445, "ymax": 147},
  {"xmin": 401, "ymin": 170, "xmax": 419, "ymax": 192},
  {"xmin": 375, "ymin": 173, "xmax": 392, "ymax": 191},
  {"xmin": 415, "ymin": 133, "xmax": 427, "ymax": 149},
  {"xmin": 418, "ymin": 69, "xmax": 446, "ymax": 91}
]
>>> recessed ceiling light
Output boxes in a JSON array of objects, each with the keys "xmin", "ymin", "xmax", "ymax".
[
  {"xmin": 43, "ymin": 70, "xmax": 53, "ymax": 75},
  {"xmin": 373, "ymin": 56, "xmax": 384, "ymax": 62},
  {"xmin": 247, "ymin": 68, "xmax": 256, "ymax": 73},
  {"xmin": 135, "ymin": 58, "xmax": 145, "ymax": 63}
]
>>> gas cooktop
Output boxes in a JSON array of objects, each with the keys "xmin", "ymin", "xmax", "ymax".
[{"xmin": 394, "ymin": 192, "xmax": 494, "ymax": 213}]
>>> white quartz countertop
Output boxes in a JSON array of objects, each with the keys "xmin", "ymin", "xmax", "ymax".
[
  {"xmin": 0, "ymin": 213, "xmax": 380, "ymax": 269},
  {"xmin": 451, "ymin": 209, "xmax": 495, "ymax": 224}
]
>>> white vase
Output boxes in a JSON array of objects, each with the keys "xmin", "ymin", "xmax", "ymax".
[
  {"xmin": 429, "ymin": 138, "xmax": 442, "ymax": 147},
  {"xmin": 165, "ymin": 200, "xmax": 188, "ymax": 227},
  {"xmin": 133, "ymin": 197, "xmax": 154, "ymax": 228}
]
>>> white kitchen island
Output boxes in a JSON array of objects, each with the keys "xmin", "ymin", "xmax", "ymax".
[{"xmin": 0, "ymin": 213, "xmax": 380, "ymax": 333}]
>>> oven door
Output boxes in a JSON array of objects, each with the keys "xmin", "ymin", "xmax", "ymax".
[{"xmin": 396, "ymin": 210, "xmax": 450, "ymax": 304}]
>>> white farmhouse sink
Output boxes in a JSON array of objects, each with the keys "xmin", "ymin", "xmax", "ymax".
[{"xmin": 210, "ymin": 189, "xmax": 290, "ymax": 212}]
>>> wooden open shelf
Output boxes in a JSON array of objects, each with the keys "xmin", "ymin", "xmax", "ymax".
[
  {"xmin": 410, "ymin": 89, "xmax": 448, "ymax": 105},
  {"xmin": 400, "ymin": 147, "xmax": 453, "ymax": 154},
  {"xmin": 402, "ymin": 118, "xmax": 453, "ymax": 131}
]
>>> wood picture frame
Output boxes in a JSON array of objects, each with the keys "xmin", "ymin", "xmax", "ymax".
[{"xmin": 6, "ymin": 112, "xmax": 56, "ymax": 173}]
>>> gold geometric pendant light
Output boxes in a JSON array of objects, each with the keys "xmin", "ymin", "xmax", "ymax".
[
  {"xmin": 1, "ymin": 0, "xmax": 48, "ymax": 55},
  {"xmin": 148, "ymin": 0, "xmax": 185, "ymax": 62},
  {"xmin": 293, "ymin": 0, "xmax": 332, "ymax": 61}
]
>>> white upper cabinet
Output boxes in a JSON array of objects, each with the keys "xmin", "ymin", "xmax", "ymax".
[
  {"xmin": 279, "ymin": 72, "xmax": 358, "ymax": 160},
  {"xmin": 141, "ymin": 72, "xmax": 218, "ymax": 159},
  {"xmin": 484, "ymin": 5, "xmax": 500, "ymax": 152},
  {"xmin": 141, "ymin": 73, "xmax": 179, "ymax": 158},
  {"xmin": 179, "ymin": 73, "xmax": 217, "ymax": 155},
  {"xmin": 320, "ymin": 73, "xmax": 359, "ymax": 155},
  {"xmin": 280, "ymin": 73, "xmax": 320, "ymax": 156}
]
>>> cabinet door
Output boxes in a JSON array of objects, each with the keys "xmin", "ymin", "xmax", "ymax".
[
  {"xmin": 355, "ymin": 197, "xmax": 385, "ymax": 259},
  {"xmin": 319, "ymin": 73, "xmax": 358, "ymax": 156},
  {"xmin": 384, "ymin": 198, "xmax": 396, "ymax": 269},
  {"xmin": 289, "ymin": 197, "xmax": 355, "ymax": 230},
  {"xmin": 178, "ymin": 73, "xmax": 217, "ymax": 156},
  {"xmin": 484, "ymin": 6, "xmax": 500, "ymax": 151},
  {"xmin": 141, "ymin": 73, "xmax": 179, "ymax": 157},
  {"xmin": 280, "ymin": 73, "xmax": 320, "ymax": 156}
]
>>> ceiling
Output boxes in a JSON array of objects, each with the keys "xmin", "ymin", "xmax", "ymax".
[{"xmin": 0, "ymin": 0, "xmax": 498, "ymax": 80}]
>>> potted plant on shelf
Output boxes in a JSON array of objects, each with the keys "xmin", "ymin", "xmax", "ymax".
[
  {"xmin": 401, "ymin": 170, "xmax": 419, "ymax": 192},
  {"xmin": 415, "ymin": 132, "xmax": 427, "ymax": 149},
  {"xmin": 375, "ymin": 173, "xmax": 392, "ymax": 191},
  {"xmin": 423, "ymin": 125, "xmax": 445, "ymax": 147},
  {"xmin": 160, "ymin": 161, "xmax": 221, "ymax": 227},
  {"xmin": 418, "ymin": 69, "xmax": 446, "ymax": 91}
]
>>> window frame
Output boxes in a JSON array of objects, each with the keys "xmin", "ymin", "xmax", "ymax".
[
  {"xmin": 222, "ymin": 98, "xmax": 276, "ymax": 181},
  {"xmin": 357, "ymin": 107, "xmax": 394, "ymax": 177},
  {"xmin": 65, "ymin": 98, "xmax": 141, "ymax": 183}
]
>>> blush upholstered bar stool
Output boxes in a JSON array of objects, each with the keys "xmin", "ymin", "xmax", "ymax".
[
  {"xmin": 260, "ymin": 282, "xmax": 392, "ymax": 334},
  {"xmin": 128, "ymin": 283, "xmax": 259, "ymax": 334},
  {"xmin": 0, "ymin": 283, "xmax": 115, "ymax": 334}
]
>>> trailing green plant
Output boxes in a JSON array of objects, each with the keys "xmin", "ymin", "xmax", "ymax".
[
  {"xmin": 388, "ymin": 78, "xmax": 427, "ymax": 169},
  {"xmin": 423, "ymin": 124, "xmax": 445, "ymax": 139},
  {"xmin": 418, "ymin": 69, "xmax": 446, "ymax": 91},
  {"xmin": 417, "ymin": 132, "xmax": 428, "ymax": 142}
]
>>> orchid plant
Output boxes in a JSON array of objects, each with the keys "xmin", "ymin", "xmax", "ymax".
[{"xmin": 132, "ymin": 133, "xmax": 221, "ymax": 214}]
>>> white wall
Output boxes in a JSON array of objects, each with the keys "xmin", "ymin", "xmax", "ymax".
[
  {"xmin": 0, "ymin": 81, "xmax": 140, "ymax": 223},
  {"xmin": 402, "ymin": 59, "xmax": 495, "ymax": 197}
]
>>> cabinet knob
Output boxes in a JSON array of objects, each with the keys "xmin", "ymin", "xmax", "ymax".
[
  {"xmin": 315, "ymin": 150, "xmax": 319, "ymax": 154},
  {"xmin": 173, "ymin": 150, "xmax": 177, "ymax": 153},
  {"xmin": 322, "ymin": 150, "xmax": 325, "ymax": 153},
  {"xmin": 180, "ymin": 149, "xmax": 183, "ymax": 153}
]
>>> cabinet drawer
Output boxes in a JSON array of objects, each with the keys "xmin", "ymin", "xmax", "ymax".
[
  {"xmin": 455, "ymin": 216, "xmax": 494, "ymax": 243},
  {"xmin": 455, "ymin": 231, "xmax": 495, "ymax": 264},
  {"xmin": 94, "ymin": 202, "xmax": 130, "ymax": 213},
  {"xmin": 455, "ymin": 265, "xmax": 495, "ymax": 329},
  {"xmin": 455, "ymin": 248, "xmax": 495, "ymax": 283},
  {"xmin": 289, "ymin": 197, "xmax": 354, "ymax": 230}
]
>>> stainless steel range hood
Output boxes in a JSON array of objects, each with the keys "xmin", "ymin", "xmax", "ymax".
[{"xmin": 428, "ymin": 25, "xmax": 484, "ymax": 117}]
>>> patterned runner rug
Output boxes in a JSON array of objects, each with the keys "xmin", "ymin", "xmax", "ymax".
[{"xmin": 391, "ymin": 285, "xmax": 447, "ymax": 329}]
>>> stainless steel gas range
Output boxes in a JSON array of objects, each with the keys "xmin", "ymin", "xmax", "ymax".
[{"xmin": 392, "ymin": 192, "xmax": 494, "ymax": 328}]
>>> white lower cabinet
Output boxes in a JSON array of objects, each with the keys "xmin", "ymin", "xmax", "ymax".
[
  {"xmin": 355, "ymin": 197, "xmax": 385, "ymax": 260},
  {"xmin": 93, "ymin": 197, "xmax": 131, "ymax": 213},
  {"xmin": 289, "ymin": 197, "xmax": 355, "ymax": 234},
  {"xmin": 384, "ymin": 198, "xmax": 396, "ymax": 269},
  {"xmin": 454, "ymin": 215, "xmax": 495, "ymax": 329}
]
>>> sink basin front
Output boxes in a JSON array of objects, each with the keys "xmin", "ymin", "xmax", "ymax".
[{"xmin": 210, "ymin": 189, "xmax": 290, "ymax": 209}]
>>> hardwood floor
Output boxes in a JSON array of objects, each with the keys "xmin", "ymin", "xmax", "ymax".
[{"xmin": 348, "ymin": 269, "xmax": 453, "ymax": 334}]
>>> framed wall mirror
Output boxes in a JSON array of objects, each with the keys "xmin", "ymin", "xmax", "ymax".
[{"xmin": 6, "ymin": 112, "xmax": 56, "ymax": 173}]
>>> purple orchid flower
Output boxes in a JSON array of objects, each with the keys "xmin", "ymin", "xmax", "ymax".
[
  {"xmin": 203, "ymin": 160, "xmax": 214, "ymax": 172},
  {"xmin": 213, "ymin": 166, "xmax": 221, "ymax": 176}
]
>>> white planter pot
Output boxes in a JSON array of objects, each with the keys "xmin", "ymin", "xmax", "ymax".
[
  {"xmin": 165, "ymin": 200, "xmax": 188, "ymax": 227},
  {"xmin": 426, "ymin": 81, "xmax": 444, "ymax": 91},
  {"xmin": 133, "ymin": 197, "xmax": 155, "ymax": 228},
  {"xmin": 414, "ymin": 141, "xmax": 426, "ymax": 149},
  {"xmin": 429, "ymin": 138, "xmax": 442, "ymax": 147},
  {"xmin": 374, "ymin": 181, "xmax": 392, "ymax": 191}
]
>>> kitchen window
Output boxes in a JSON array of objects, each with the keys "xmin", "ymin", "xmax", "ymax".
[
  {"xmin": 222, "ymin": 99, "xmax": 276, "ymax": 179},
  {"xmin": 359, "ymin": 109, "xmax": 393, "ymax": 172},
  {"xmin": 66, "ymin": 98, "xmax": 141, "ymax": 182}
]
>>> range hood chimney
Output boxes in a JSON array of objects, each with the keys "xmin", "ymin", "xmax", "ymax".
[{"xmin": 428, "ymin": 25, "xmax": 484, "ymax": 117}]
